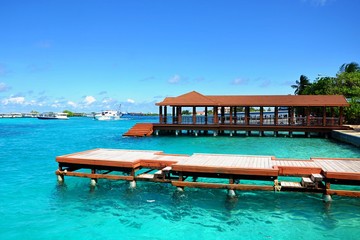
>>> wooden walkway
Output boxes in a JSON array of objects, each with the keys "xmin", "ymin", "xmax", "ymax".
[
  {"xmin": 56, "ymin": 149, "xmax": 360, "ymax": 198},
  {"xmin": 123, "ymin": 123, "xmax": 153, "ymax": 137}
]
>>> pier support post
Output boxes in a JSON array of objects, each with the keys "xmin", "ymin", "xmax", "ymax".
[
  {"xmin": 227, "ymin": 189, "xmax": 236, "ymax": 197},
  {"xmin": 259, "ymin": 131, "xmax": 264, "ymax": 137},
  {"xmin": 129, "ymin": 180, "xmax": 136, "ymax": 189},
  {"xmin": 306, "ymin": 132, "xmax": 311, "ymax": 138},
  {"xmin": 322, "ymin": 194, "xmax": 332, "ymax": 202},
  {"xmin": 155, "ymin": 130, "xmax": 159, "ymax": 136},
  {"xmin": 213, "ymin": 131, "xmax": 218, "ymax": 137},
  {"xmin": 57, "ymin": 174, "xmax": 64, "ymax": 183},
  {"xmin": 195, "ymin": 130, "xmax": 198, "ymax": 137},
  {"xmin": 175, "ymin": 130, "xmax": 179, "ymax": 136},
  {"xmin": 90, "ymin": 178, "xmax": 97, "ymax": 187},
  {"xmin": 289, "ymin": 132, "xmax": 293, "ymax": 138},
  {"xmin": 246, "ymin": 131, "xmax": 250, "ymax": 137},
  {"xmin": 230, "ymin": 131, "xmax": 233, "ymax": 137}
]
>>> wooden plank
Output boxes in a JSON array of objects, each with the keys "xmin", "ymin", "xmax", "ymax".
[
  {"xmin": 301, "ymin": 177, "xmax": 315, "ymax": 187},
  {"xmin": 311, "ymin": 173, "xmax": 323, "ymax": 182},
  {"xmin": 136, "ymin": 174, "xmax": 155, "ymax": 179},
  {"xmin": 56, "ymin": 170, "xmax": 134, "ymax": 181},
  {"xmin": 171, "ymin": 181, "xmax": 274, "ymax": 191},
  {"xmin": 280, "ymin": 182, "xmax": 302, "ymax": 188},
  {"xmin": 277, "ymin": 166, "xmax": 322, "ymax": 176},
  {"xmin": 171, "ymin": 165, "xmax": 278, "ymax": 176},
  {"xmin": 326, "ymin": 189, "xmax": 360, "ymax": 198},
  {"xmin": 324, "ymin": 172, "xmax": 360, "ymax": 181}
]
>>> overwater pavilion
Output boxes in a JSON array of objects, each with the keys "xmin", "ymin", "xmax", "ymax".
[{"xmin": 150, "ymin": 91, "xmax": 350, "ymax": 137}]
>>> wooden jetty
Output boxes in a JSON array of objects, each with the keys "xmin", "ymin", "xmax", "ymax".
[
  {"xmin": 56, "ymin": 149, "xmax": 360, "ymax": 199},
  {"xmin": 125, "ymin": 91, "xmax": 351, "ymax": 137}
]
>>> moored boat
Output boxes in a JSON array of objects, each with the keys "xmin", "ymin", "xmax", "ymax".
[
  {"xmin": 37, "ymin": 112, "xmax": 69, "ymax": 120},
  {"xmin": 94, "ymin": 110, "xmax": 122, "ymax": 121}
]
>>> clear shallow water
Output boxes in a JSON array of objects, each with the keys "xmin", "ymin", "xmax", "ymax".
[{"xmin": 0, "ymin": 117, "xmax": 359, "ymax": 240}]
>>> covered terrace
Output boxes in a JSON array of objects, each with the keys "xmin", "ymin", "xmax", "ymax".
[{"xmin": 153, "ymin": 91, "xmax": 350, "ymax": 136}]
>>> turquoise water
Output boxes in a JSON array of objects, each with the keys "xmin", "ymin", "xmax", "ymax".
[{"xmin": 1, "ymin": 117, "xmax": 359, "ymax": 240}]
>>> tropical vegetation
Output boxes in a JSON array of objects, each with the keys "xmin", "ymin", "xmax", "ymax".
[{"xmin": 292, "ymin": 62, "xmax": 360, "ymax": 124}]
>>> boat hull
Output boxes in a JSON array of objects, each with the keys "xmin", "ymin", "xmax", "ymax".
[{"xmin": 37, "ymin": 116, "xmax": 68, "ymax": 120}]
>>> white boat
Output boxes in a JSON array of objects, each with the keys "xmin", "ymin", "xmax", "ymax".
[
  {"xmin": 37, "ymin": 112, "xmax": 69, "ymax": 120},
  {"xmin": 94, "ymin": 110, "xmax": 122, "ymax": 121}
]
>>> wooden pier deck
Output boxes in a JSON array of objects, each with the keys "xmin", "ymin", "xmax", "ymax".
[
  {"xmin": 123, "ymin": 123, "xmax": 153, "ymax": 137},
  {"xmin": 56, "ymin": 149, "xmax": 360, "ymax": 198},
  {"xmin": 123, "ymin": 123, "xmax": 350, "ymax": 137}
]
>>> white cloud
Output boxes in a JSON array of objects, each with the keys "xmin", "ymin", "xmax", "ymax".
[
  {"xmin": 303, "ymin": 0, "xmax": 330, "ymax": 6},
  {"xmin": 0, "ymin": 82, "xmax": 9, "ymax": 92},
  {"xmin": 102, "ymin": 97, "xmax": 115, "ymax": 104},
  {"xmin": 259, "ymin": 79, "xmax": 272, "ymax": 88},
  {"xmin": 168, "ymin": 74, "xmax": 181, "ymax": 84},
  {"xmin": 2, "ymin": 96, "xmax": 26, "ymax": 105},
  {"xmin": 231, "ymin": 78, "xmax": 249, "ymax": 85},
  {"xmin": 67, "ymin": 101, "xmax": 77, "ymax": 107},
  {"xmin": 127, "ymin": 98, "xmax": 135, "ymax": 104},
  {"xmin": 83, "ymin": 96, "xmax": 96, "ymax": 105}
]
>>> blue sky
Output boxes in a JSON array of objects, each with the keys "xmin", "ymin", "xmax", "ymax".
[{"xmin": 0, "ymin": 0, "xmax": 359, "ymax": 113}]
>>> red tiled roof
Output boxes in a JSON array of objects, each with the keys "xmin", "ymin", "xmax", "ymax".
[{"xmin": 156, "ymin": 91, "xmax": 349, "ymax": 107}]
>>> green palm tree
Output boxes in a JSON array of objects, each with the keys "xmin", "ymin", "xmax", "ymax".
[
  {"xmin": 291, "ymin": 75, "xmax": 311, "ymax": 95},
  {"xmin": 339, "ymin": 62, "xmax": 360, "ymax": 73}
]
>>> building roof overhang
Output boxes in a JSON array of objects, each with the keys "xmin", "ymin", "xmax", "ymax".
[{"xmin": 155, "ymin": 91, "xmax": 350, "ymax": 107}]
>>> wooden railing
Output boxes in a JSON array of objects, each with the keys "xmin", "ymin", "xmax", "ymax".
[{"xmin": 161, "ymin": 116, "xmax": 341, "ymax": 126}]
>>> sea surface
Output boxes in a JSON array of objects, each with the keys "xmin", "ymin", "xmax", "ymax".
[{"xmin": 0, "ymin": 116, "xmax": 359, "ymax": 240}]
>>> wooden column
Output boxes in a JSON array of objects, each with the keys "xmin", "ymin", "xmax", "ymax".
[
  {"xmin": 229, "ymin": 107, "xmax": 233, "ymax": 124},
  {"xmin": 221, "ymin": 107, "xmax": 225, "ymax": 124},
  {"xmin": 159, "ymin": 106, "xmax": 163, "ymax": 124},
  {"xmin": 192, "ymin": 106, "xmax": 196, "ymax": 124},
  {"xmin": 172, "ymin": 106, "xmax": 176, "ymax": 124},
  {"xmin": 164, "ymin": 106, "xmax": 167, "ymax": 124},
  {"xmin": 287, "ymin": 107, "xmax": 291, "ymax": 126},
  {"xmin": 205, "ymin": 107, "xmax": 208, "ymax": 124},
  {"xmin": 260, "ymin": 107, "xmax": 263, "ymax": 126},
  {"xmin": 322, "ymin": 107, "xmax": 327, "ymax": 126},
  {"xmin": 274, "ymin": 107, "xmax": 278, "ymax": 125},
  {"xmin": 234, "ymin": 107, "xmax": 237, "ymax": 124},
  {"xmin": 177, "ymin": 107, "xmax": 182, "ymax": 124},
  {"xmin": 290, "ymin": 107, "xmax": 294, "ymax": 125},
  {"xmin": 245, "ymin": 107, "xmax": 250, "ymax": 125},
  {"xmin": 214, "ymin": 107, "xmax": 218, "ymax": 124},
  {"xmin": 339, "ymin": 107, "xmax": 344, "ymax": 125},
  {"xmin": 306, "ymin": 107, "xmax": 310, "ymax": 126}
]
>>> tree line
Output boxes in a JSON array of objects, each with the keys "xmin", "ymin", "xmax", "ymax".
[{"xmin": 291, "ymin": 62, "xmax": 360, "ymax": 124}]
